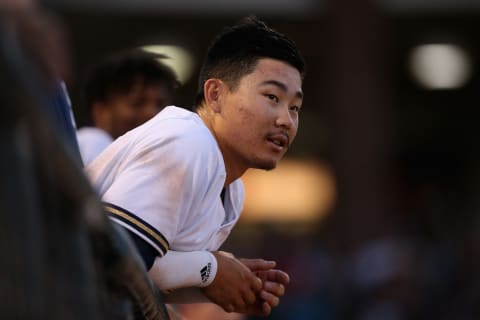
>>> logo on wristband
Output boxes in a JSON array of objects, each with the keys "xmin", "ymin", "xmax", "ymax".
[{"xmin": 200, "ymin": 262, "xmax": 212, "ymax": 283}]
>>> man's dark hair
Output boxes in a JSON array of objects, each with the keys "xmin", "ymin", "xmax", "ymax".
[
  {"xmin": 84, "ymin": 49, "xmax": 180, "ymax": 112},
  {"xmin": 194, "ymin": 15, "xmax": 305, "ymax": 109}
]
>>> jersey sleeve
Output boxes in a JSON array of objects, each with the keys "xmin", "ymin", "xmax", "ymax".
[{"xmin": 101, "ymin": 125, "xmax": 223, "ymax": 257}]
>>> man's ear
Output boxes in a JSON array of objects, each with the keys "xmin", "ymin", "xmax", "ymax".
[{"xmin": 203, "ymin": 79, "xmax": 224, "ymax": 113}]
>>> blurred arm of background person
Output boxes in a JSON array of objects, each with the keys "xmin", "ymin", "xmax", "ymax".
[{"xmin": 76, "ymin": 49, "xmax": 179, "ymax": 166}]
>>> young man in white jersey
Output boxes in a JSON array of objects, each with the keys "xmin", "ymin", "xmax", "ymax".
[{"xmin": 86, "ymin": 16, "xmax": 305, "ymax": 317}]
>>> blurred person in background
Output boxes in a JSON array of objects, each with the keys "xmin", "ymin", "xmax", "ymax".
[
  {"xmin": 77, "ymin": 49, "xmax": 179, "ymax": 166},
  {"xmin": 86, "ymin": 15, "xmax": 305, "ymax": 318}
]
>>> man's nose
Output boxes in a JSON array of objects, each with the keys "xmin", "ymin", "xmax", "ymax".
[{"xmin": 275, "ymin": 105, "xmax": 294, "ymax": 129}]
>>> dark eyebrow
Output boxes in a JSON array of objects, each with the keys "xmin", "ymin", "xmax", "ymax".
[{"xmin": 261, "ymin": 80, "xmax": 303, "ymax": 100}]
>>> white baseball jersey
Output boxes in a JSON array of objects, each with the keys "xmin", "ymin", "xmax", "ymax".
[
  {"xmin": 77, "ymin": 126, "xmax": 113, "ymax": 166},
  {"xmin": 86, "ymin": 106, "xmax": 244, "ymax": 257}
]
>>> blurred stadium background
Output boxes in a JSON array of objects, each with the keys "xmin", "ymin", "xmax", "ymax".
[{"xmin": 37, "ymin": 0, "xmax": 480, "ymax": 318}]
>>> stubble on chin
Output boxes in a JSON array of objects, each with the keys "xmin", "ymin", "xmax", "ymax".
[{"xmin": 250, "ymin": 157, "xmax": 278, "ymax": 171}]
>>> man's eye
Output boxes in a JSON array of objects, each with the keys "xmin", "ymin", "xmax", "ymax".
[
  {"xmin": 266, "ymin": 94, "xmax": 278, "ymax": 102},
  {"xmin": 290, "ymin": 105, "xmax": 301, "ymax": 112}
]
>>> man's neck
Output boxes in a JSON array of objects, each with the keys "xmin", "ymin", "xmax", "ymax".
[{"xmin": 197, "ymin": 107, "xmax": 247, "ymax": 186}]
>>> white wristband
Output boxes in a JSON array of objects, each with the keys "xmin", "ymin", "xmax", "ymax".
[{"xmin": 148, "ymin": 250, "xmax": 218, "ymax": 290}]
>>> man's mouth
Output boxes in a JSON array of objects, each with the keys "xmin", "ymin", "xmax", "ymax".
[{"xmin": 267, "ymin": 133, "xmax": 289, "ymax": 149}]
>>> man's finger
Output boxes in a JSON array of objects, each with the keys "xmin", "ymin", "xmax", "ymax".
[
  {"xmin": 260, "ymin": 301, "xmax": 272, "ymax": 316},
  {"xmin": 264, "ymin": 281, "xmax": 285, "ymax": 297},
  {"xmin": 258, "ymin": 269, "xmax": 290, "ymax": 285},
  {"xmin": 260, "ymin": 290, "xmax": 280, "ymax": 308},
  {"xmin": 252, "ymin": 276, "xmax": 263, "ymax": 292},
  {"xmin": 240, "ymin": 258, "xmax": 276, "ymax": 271}
]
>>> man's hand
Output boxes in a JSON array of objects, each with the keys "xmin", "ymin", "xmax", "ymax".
[
  {"xmin": 240, "ymin": 258, "xmax": 291, "ymax": 317},
  {"xmin": 201, "ymin": 251, "xmax": 263, "ymax": 313}
]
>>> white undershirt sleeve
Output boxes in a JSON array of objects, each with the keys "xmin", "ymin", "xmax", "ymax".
[{"xmin": 148, "ymin": 250, "xmax": 218, "ymax": 291}]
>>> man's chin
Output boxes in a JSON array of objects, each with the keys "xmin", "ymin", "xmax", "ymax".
[{"xmin": 254, "ymin": 159, "xmax": 278, "ymax": 171}]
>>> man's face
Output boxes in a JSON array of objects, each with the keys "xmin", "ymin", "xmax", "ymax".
[
  {"xmin": 217, "ymin": 58, "xmax": 303, "ymax": 171},
  {"xmin": 103, "ymin": 80, "xmax": 173, "ymax": 138}
]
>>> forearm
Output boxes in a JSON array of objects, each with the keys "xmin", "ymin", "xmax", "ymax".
[{"xmin": 163, "ymin": 287, "xmax": 210, "ymax": 304}]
